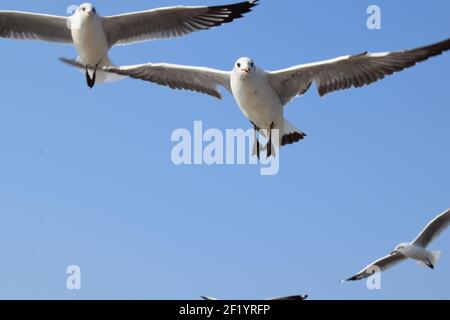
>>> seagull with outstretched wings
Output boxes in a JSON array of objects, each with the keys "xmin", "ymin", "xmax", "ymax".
[
  {"xmin": 62, "ymin": 38, "xmax": 450, "ymax": 158},
  {"xmin": 343, "ymin": 208, "xmax": 450, "ymax": 282},
  {"xmin": 0, "ymin": 1, "xmax": 259, "ymax": 87}
]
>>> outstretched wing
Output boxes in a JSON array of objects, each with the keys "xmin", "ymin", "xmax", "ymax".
[
  {"xmin": 60, "ymin": 57, "xmax": 231, "ymax": 99},
  {"xmin": 343, "ymin": 253, "xmax": 406, "ymax": 282},
  {"xmin": 103, "ymin": 63, "xmax": 232, "ymax": 99},
  {"xmin": 413, "ymin": 209, "xmax": 450, "ymax": 248},
  {"xmin": 269, "ymin": 38, "xmax": 450, "ymax": 105},
  {"xmin": 0, "ymin": 11, "xmax": 71, "ymax": 43},
  {"xmin": 103, "ymin": 1, "xmax": 258, "ymax": 47}
]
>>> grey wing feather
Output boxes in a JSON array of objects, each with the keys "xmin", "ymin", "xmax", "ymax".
[
  {"xmin": 344, "ymin": 253, "xmax": 406, "ymax": 281},
  {"xmin": 59, "ymin": 57, "xmax": 86, "ymax": 69},
  {"xmin": 59, "ymin": 57, "xmax": 230, "ymax": 98},
  {"xmin": 269, "ymin": 38, "xmax": 450, "ymax": 105},
  {"xmin": 413, "ymin": 209, "xmax": 450, "ymax": 248},
  {"xmin": 0, "ymin": 11, "xmax": 71, "ymax": 43},
  {"xmin": 104, "ymin": 63, "xmax": 231, "ymax": 99},
  {"xmin": 103, "ymin": 1, "xmax": 258, "ymax": 47}
]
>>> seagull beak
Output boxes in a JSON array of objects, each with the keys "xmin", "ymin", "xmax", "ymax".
[{"xmin": 241, "ymin": 68, "xmax": 250, "ymax": 73}]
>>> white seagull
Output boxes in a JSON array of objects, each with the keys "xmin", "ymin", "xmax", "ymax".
[
  {"xmin": 342, "ymin": 208, "xmax": 450, "ymax": 282},
  {"xmin": 62, "ymin": 38, "xmax": 450, "ymax": 158},
  {"xmin": 201, "ymin": 294, "xmax": 308, "ymax": 301},
  {"xmin": 0, "ymin": 1, "xmax": 259, "ymax": 88}
]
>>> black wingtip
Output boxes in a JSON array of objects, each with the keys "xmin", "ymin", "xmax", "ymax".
[
  {"xmin": 212, "ymin": 0, "xmax": 260, "ymax": 22},
  {"xmin": 236, "ymin": 0, "xmax": 260, "ymax": 9},
  {"xmin": 340, "ymin": 275, "xmax": 359, "ymax": 282},
  {"xmin": 249, "ymin": 0, "xmax": 260, "ymax": 8},
  {"xmin": 344, "ymin": 276, "xmax": 359, "ymax": 282},
  {"xmin": 59, "ymin": 57, "xmax": 73, "ymax": 65}
]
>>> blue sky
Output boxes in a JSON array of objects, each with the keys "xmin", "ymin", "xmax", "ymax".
[{"xmin": 0, "ymin": 0, "xmax": 449, "ymax": 300}]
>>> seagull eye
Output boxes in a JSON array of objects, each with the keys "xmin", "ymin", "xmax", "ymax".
[
  {"xmin": 81, "ymin": 7, "xmax": 86, "ymax": 11},
  {"xmin": 250, "ymin": 62, "xmax": 254, "ymax": 68},
  {"xmin": 237, "ymin": 63, "xmax": 241, "ymax": 68}
]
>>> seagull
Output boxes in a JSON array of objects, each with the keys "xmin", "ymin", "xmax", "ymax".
[
  {"xmin": 201, "ymin": 294, "xmax": 308, "ymax": 301},
  {"xmin": 0, "ymin": 1, "xmax": 259, "ymax": 88},
  {"xmin": 342, "ymin": 208, "xmax": 450, "ymax": 282},
  {"xmin": 61, "ymin": 38, "xmax": 450, "ymax": 157}
]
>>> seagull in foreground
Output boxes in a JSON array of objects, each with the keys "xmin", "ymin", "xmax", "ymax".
[
  {"xmin": 0, "ymin": 1, "xmax": 258, "ymax": 88},
  {"xmin": 342, "ymin": 208, "xmax": 450, "ymax": 282},
  {"xmin": 61, "ymin": 38, "xmax": 450, "ymax": 158},
  {"xmin": 201, "ymin": 295, "xmax": 308, "ymax": 301}
]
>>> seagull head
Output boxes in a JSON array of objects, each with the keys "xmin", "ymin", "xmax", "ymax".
[
  {"xmin": 392, "ymin": 243, "xmax": 409, "ymax": 255},
  {"xmin": 234, "ymin": 57, "xmax": 256, "ymax": 77},
  {"xmin": 77, "ymin": 3, "xmax": 97, "ymax": 16}
]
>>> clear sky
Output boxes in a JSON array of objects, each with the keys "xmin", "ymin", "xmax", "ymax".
[{"xmin": 0, "ymin": 0, "xmax": 449, "ymax": 300}]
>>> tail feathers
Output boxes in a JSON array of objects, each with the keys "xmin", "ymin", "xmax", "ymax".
[
  {"xmin": 430, "ymin": 251, "xmax": 442, "ymax": 266},
  {"xmin": 251, "ymin": 119, "xmax": 305, "ymax": 158},
  {"xmin": 69, "ymin": 56, "xmax": 126, "ymax": 85},
  {"xmin": 417, "ymin": 251, "xmax": 441, "ymax": 268},
  {"xmin": 94, "ymin": 70, "xmax": 125, "ymax": 84},
  {"xmin": 281, "ymin": 119, "xmax": 306, "ymax": 146},
  {"xmin": 93, "ymin": 56, "xmax": 125, "ymax": 84}
]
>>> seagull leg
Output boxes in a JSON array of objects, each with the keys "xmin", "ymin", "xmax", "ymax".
[
  {"xmin": 267, "ymin": 122, "xmax": 274, "ymax": 158},
  {"xmin": 252, "ymin": 122, "xmax": 260, "ymax": 160},
  {"xmin": 92, "ymin": 67, "xmax": 97, "ymax": 88},
  {"xmin": 92, "ymin": 62, "xmax": 101, "ymax": 87}
]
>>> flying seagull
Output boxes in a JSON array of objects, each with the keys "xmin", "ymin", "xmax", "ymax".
[
  {"xmin": 342, "ymin": 208, "xmax": 450, "ymax": 282},
  {"xmin": 201, "ymin": 295, "xmax": 308, "ymax": 301},
  {"xmin": 0, "ymin": 1, "xmax": 259, "ymax": 88},
  {"xmin": 61, "ymin": 38, "xmax": 450, "ymax": 157}
]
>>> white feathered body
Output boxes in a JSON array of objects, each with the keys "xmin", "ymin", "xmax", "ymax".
[
  {"xmin": 69, "ymin": 14, "xmax": 122, "ymax": 84},
  {"xmin": 403, "ymin": 244, "xmax": 430, "ymax": 260},
  {"xmin": 70, "ymin": 15, "xmax": 109, "ymax": 66},
  {"xmin": 230, "ymin": 68, "xmax": 283, "ymax": 130},
  {"xmin": 402, "ymin": 243, "xmax": 441, "ymax": 267}
]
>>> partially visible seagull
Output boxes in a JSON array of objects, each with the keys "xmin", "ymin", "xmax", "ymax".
[
  {"xmin": 0, "ymin": 1, "xmax": 259, "ymax": 88},
  {"xmin": 61, "ymin": 38, "xmax": 450, "ymax": 157},
  {"xmin": 342, "ymin": 208, "xmax": 450, "ymax": 282},
  {"xmin": 201, "ymin": 295, "xmax": 308, "ymax": 301}
]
